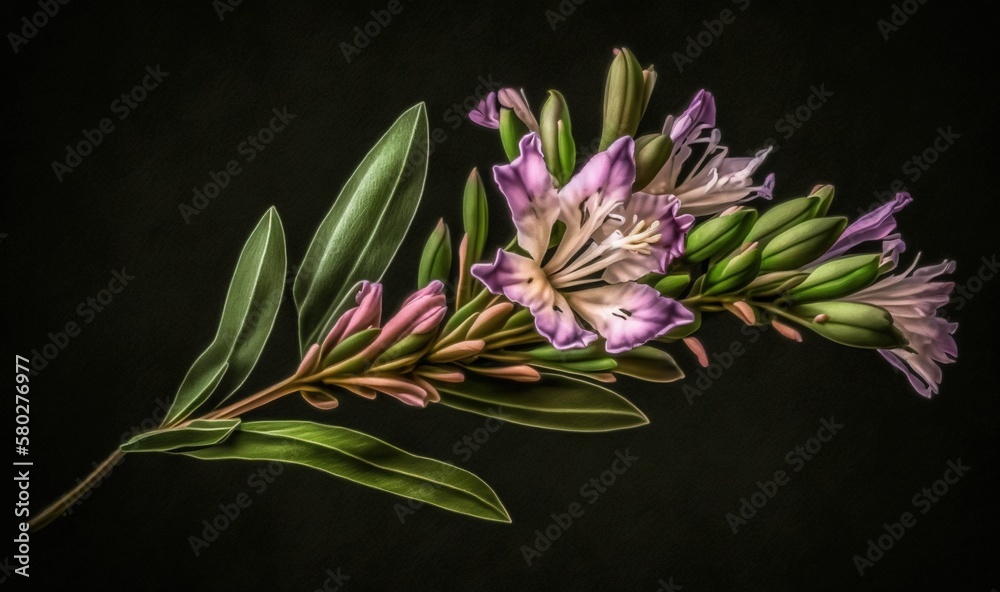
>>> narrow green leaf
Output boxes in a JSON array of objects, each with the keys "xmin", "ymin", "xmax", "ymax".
[
  {"xmin": 121, "ymin": 419, "xmax": 241, "ymax": 453},
  {"xmin": 294, "ymin": 104, "xmax": 430, "ymax": 354},
  {"xmin": 165, "ymin": 208, "xmax": 287, "ymax": 426},
  {"xmin": 612, "ymin": 346, "xmax": 685, "ymax": 383},
  {"xmin": 436, "ymin": 373, "xmax": 649, "ymax": 432},
  {"xmin": 177, "ymin": 421, "xmax": 510, "ymax": 523}
]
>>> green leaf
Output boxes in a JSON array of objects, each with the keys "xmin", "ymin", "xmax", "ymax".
[
  {"xmin": 165, "ymin": 208, "xmax": 287, "ymax": 426},
  {"xmin": 121, "ymin": 419, "xmax": 241, "ymax": 453},
  {"xmin": 294, "ymin": 104, "xmax": 430, "ymax": 354},
  {"xmin": 612, "ymin": 346, "xmax": 684, "ymax": 383},
  {"xmin": 177, "ymin": 421, "xmax": 510, "ymax": 523},
  {"xmin": 436, "ymin": 373, "xmax": 649, "ymax": 432}
]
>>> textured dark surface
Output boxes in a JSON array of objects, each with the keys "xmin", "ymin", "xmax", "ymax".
[{"xmin": 2, "ymin": 1, "xmax": 998, "ymax": 590}]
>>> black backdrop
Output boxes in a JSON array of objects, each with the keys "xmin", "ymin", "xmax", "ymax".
[{"xmin": 3, "ymin": 1, "xmax": 998, "ymax": 590}]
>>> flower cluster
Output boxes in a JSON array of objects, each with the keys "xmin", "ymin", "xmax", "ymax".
[{"xmin": 465, "ymin": 47, "xmax": 957, "ymax": 397}]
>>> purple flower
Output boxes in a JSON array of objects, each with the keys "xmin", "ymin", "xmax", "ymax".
[
  {"xmin": 814, "ymin": 192, "xmax": 912, "ymax": 265},
  {"xmin": 841, "ymin": 255, "xmax": 958, "ymax": 397},
  {"xmin": 641, "ymin": 90, "xmax": 774, "ymax": 217},
  {"xmin": 469, "ymin": 92, "xmax": 501, "ymax": 129},
  {"xmin": 469, "ymin": 88, "xmax": 541, "ymax": 132},
  {"xmin": 471, "ymin": 133, "xmax": 695, "ymax": 354}
]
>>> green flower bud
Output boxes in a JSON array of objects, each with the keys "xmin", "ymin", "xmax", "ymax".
[
  {"xmin": 374, "ymin": 331, "xmax": 435, "ymax": 368},
  {"xmin": 599, "ymin": 47, "xmax": 646, "ymax": 151},
  {"xmin": 499, "ymin": 108, "xmax": 528, "ymax": 161},
  {"xmin": 810, "ymin": 184, "xmax": 835, "ymax": 216},
  {"xmin": 418, "ymin": 219, "xmax": 452, "ymax": 288},
  {"xmin": 703, "ymin": 243, "xmax": 762, "ymax": 296},
  {"xmin": 785, "ymin": 254, "xmax": 881, "ymax": 303},
  {"xmin": 759, "ymin": 217, "xmax": 848, "ymax": 273},
  {"xmin": 633, "ymin": 134, "xmax": 674, "ymax": 191},
  {"xmin": 462, "ymin": 168, "xmax": 489, "ymax": 264},
  {"xmin": 540, "ymin": 90, "xmax": 577, "ymax": 186},
  {"xmin": 743, "ymin": 271, "xmax": 809, "ymax": 297},
  {"xmin": 654, "ymin": 272, "xmax": 691, "ymax": 299},
  {"xmin": 322, "ymin": 327, "xmax": 382, "ymax": 370},
  {"xmin": 789, "ymin": 302, "xmax": 907, "ymax": 349},
  {"xmin": 683, "ymin": 209, "xmax": 758, "ymax": 263},
  {"xmin": 745, "ymin": 196, "xmax": 823, "ymax": 246}
]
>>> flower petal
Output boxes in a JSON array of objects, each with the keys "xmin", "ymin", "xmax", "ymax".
[
  {"xmin": 601, "ymin": 193, "xmax": 694, "ymax": 283},
  {"xmin": 321, "ymin": 281, "xmax": 383, "ymax": 354},
  {"xmin": 817, "ymin": 192, "xmax": 912, "ymax": 263},
  {"xmin": 498, "ymin": 88, "xmax": 540, "ymax": 132},
  {"xmin": 664, "ymin": 89, "xmax": 716, "ymax": 143},
  {"xmin": 566, "ymin": 283, "xmax": 695, "ymax": 354},
  {"xmin": 469, "ymin": 92, "xmax": 500, "ymax": 129},
  {"xmin": 493, "ymin": 133, "xmax": 558, "ymax": 260},
  {"xmin": 559, "ymin": 136, "xmax": 636, "ymax": 226},
  {"xmin": 472, "ymin": 249, "xmax": 596, "ymax": 349}
]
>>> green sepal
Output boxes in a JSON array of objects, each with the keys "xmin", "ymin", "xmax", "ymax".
[{"xmin": 499, "ymin": 109, "xmax": 528, "ymax": 161}]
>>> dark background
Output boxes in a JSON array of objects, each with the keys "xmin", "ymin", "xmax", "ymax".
[{"xmin": 2, "ymin": 0, "xmax": 998, "ymax": 590}]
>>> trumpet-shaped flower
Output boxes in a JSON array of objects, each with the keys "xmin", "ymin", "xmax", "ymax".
[
  {"xmin": 641, "ymin": 90, "xmax": 775, "ymax": 217},
  {"xmin": 472, "ymin": 133, "xmax": 695, "ymax": 354},
  {"xmin": 842, "ymin": 255, "xmax": 958, "ymax": 397}
]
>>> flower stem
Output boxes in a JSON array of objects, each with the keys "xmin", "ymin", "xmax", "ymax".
[
  {"xmin": 29, "ymin": 448, "xmax": 125, "ymax": 532},
  {"xmin": 30, "ymin": 376, "xmax": 301, "ymax": 533}
]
